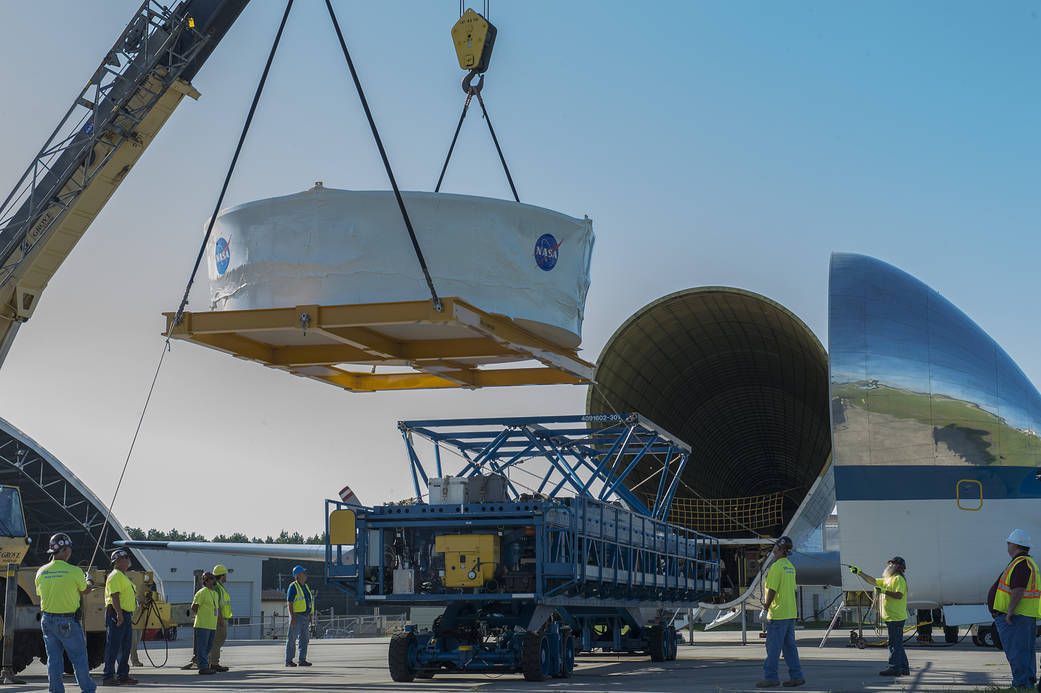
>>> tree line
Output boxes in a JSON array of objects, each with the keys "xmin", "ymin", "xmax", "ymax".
[{"xmin": 123, "ymin": 527, "xmax": 325, "ymax": 544}]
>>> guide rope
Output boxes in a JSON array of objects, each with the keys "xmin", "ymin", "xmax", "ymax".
[
  {"xmin": 173, "ymin": 0, "xmax": 295, "ymax": 328},
  {"xmin": 325, "ymin": 0, "xmax": 442, "ymax": 311}
]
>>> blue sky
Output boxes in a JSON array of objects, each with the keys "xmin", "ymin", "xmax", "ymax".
[{"xmin": 0, "ymin": 1, "xmax": 1037, "ymax": 536}]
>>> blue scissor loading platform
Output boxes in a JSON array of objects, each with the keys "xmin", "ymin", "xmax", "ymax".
[{"xmin": 324, "ymin": 414, "xmax": 721, "ymax": 682}]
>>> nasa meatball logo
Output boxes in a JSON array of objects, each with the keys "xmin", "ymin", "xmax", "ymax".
[
  {"xmin": 534, "ymin": 233, "xmax": 561, "ymax": 271},
  {"xmin": 215, "ymin": 237, "xmax": 231, "ymax": 276}
]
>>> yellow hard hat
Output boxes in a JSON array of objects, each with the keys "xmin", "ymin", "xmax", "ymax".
[{"xmin": 212, "ymin": 564, "xmax": 228, "ymax": 576}]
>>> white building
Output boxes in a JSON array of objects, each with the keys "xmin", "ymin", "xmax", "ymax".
[{"xmin": 136, "ymin": 549, "xmax": 263, "ymax": 640}]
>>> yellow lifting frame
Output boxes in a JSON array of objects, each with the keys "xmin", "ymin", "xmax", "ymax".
[{"xmin": 164, "ymin": 297, "xmax": 593, "ymax": 393}]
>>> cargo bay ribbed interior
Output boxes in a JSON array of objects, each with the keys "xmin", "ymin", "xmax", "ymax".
[{"xmin": 587, "ymin": 287, "xmax": 831, "ymax": 538}]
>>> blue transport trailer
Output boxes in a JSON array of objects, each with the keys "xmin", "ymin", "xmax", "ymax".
[{"xmin": 324, "ymin": 414, "xmax": 720, "ymax": 681}]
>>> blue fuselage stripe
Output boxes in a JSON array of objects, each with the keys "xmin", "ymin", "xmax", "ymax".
[{"xmin": 834, "ymin": 465, "xmax": 1041, "ymax": 501}]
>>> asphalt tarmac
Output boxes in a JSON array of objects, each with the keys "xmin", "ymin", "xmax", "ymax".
[{"xmin": 11, "ymin": 628, "xmax": 1022, "ymax": 692}]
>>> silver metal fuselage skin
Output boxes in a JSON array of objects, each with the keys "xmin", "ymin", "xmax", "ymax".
[{"xmin": 830, "ymin": 253, "xmax": 1041, "ymax": 607}]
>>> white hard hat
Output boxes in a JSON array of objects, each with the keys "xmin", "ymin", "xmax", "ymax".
[{"xmin": 1006, "ymin": 529, "xmax": 1033, "ymax": 548}]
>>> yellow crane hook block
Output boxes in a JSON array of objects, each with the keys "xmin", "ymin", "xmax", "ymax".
[{"xmin": 452, "ymin": 8, "xmax": 497, "ymax": 73}]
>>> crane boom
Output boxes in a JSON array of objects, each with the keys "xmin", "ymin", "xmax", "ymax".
[{"xmin": 0, "ymin": 0, "xmax": 250, "ymax": 367}]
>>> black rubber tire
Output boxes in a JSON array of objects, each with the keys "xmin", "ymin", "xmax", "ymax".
[
  {"xmin": 648, "ymin": 625, "xmax": 667, "ymax": 662},
  {"xmin": 521, "ymin": 631, "xmax": 549, "ymax": 682},
  {"xmin": 666, "ymin": 626, "xmax": 678, "ymax": 661},
  {"xmin": 553, "ymin": 628, "xmax": 575, "ymax": 679},
  {"xmin": 6, "ymin": 632, "xmax": 40, "ymax": 674},
  {"xmin": 388, "ymin": 632, "xmax": 417, "ymax": 683},
  {"xmin": 971, "ymin": 632, "xmax": 983, "ymax": 647},
  {"xmin": 943, "ymin": 625, "xmax": 958, "ymax": 643},
  {"xmin": 980, "ymin": 626, "xmax": 1002, "ymax": 650},
  {"xmin": 87, "ymin": 632, "xmax": 105, "ymax": 670}
]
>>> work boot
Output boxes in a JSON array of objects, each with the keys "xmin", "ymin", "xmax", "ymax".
[
  {"xmin": 118, "ymin": 678, "xmax": 139, "ymax": 685},
  {"xmin": 180, "ymin": 661, "xmax": 198, "ymax": 670},
  {"xmin": 783, "ymin": 681, "xmax": 805, "ymax": 687},
  {"xmin": 198, "ymin": 668, "xmax": 216, "ymax": 675},
  {"xmin": 879, "ymin": 668, "xmax": 899, "ymax": 676},
  {"xmin": 299, "ymin": 660, "xmax": 312, "ymax": 666},
  {"xmin": 285, "ymin": 661, "xmax": 297, "ymax": 667},
  {"xmin": 213, "ymin": 665, "xmax": 230, "ymax": 672},
  {"xmin": 756, "ymin": 681, "xmax": 780, "ymax": 688},
  {"xmin": 130, "ymin": 659, "xmax": 143, "ymax": 667},
  {"xmin": 101, "ymin": 678, "xmax": 120, "ymax": 686}
]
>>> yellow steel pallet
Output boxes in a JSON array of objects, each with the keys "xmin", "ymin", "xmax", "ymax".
[{"xmin": 164, "ymin": 297, "xmax": 593, "ymax": 392}]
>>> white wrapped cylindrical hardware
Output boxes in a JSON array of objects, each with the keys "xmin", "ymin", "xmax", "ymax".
[{"xmin": 206, "ymin": 185, "xmax": 594, "ymax": 348}]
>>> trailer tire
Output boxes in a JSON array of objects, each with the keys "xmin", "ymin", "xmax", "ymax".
[
  {"xmin": 522, "ymin": 631, "xmax": 550, "ymax": 682},
  {"xmin": 648, "ymin": 625, "xmax": 667, "ymax": 662},
  {"xmin": 666, "ymin": 626, "xmax": 678, "ymax": 661},
  {"xmin": 388, "ymin": 632, "xmax": 418, "ymax": 682},
  {"xmin": 5, "ymin": 632, "xmax": 40, "ymax": 673},
  {"xmin": 943, "ymin": 625, "xmax": 958, "ymax": 643},
  {"xmin": 980, "ymin": 626, "xmax": 1001, "ymax": 650},
  {"xmin": 553, "ymin": 627, "xmax": 574, "ymax": 678},
  {"xmin": 560, "ymin": 633, "xmax": 576, "ymax": 677}
]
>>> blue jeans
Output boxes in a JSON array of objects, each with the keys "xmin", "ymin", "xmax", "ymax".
[
  {"xmin": 195, "ymin": 628, "xmax": 215, "ymax": 671},
  {"xmin": 885, "ymin": 620, "xmax": 909, "ymax": 673},
  {"xmin": 102, "ymin": 610, "xmax": 133, "ymax": 681},
  {"xmin": 41, "ymin": 613, "xmax": 96, "ymax": 693},
  {"xmin": 994, "ymin": 614, "xmax": 1036, "ymax": 687},
  {"xmin": 763, "ymin": 618, "xmax": 804, "ymax": 682},
  {"xmin": 286, "ymin": 612, "xmax": 310, "ymax": 663}
]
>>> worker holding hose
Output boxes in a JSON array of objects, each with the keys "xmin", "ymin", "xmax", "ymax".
[
  {"xmin": 757, "ymin": 536, "xmax": 805, "ymax": 688},
  {"xmin": 849, "ymin": 557, "xmax": 909, "ymax": 677}
]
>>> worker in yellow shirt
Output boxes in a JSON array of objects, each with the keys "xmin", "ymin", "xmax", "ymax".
[
  {"xmin": 102, "ymin": 548, "xmax": 139, "ymax": 686},
  {"xmin": 35, "ymin": 533, "xmax": 97, "ymax": 693},
  {"xmin": 850, "ymin": 556, "xmax": 909, "ymax": 677},
  {"xmin": 210, "ymin": 564, "xmax": 233, "ymax": 672},
  {"xmin": 757, "ymin": 536, "xmax": 805, "ymax": 688},
  {"xmin": 190, "ymin": 572, "xmax": 223, "ymax": 675}
]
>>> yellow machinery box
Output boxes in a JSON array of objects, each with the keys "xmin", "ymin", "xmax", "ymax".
[{"xmin": 435, "ymin": 534, "xmax": 499, "ymax": 588}]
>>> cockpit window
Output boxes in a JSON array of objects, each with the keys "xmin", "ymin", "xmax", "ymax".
[{"xmin": 0, "ymin": 488, "xmax": 26, "ymax": 538}]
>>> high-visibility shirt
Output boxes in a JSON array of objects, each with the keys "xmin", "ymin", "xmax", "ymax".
[
  {"xmin": 192, "ymin": 586, "xmax": 219, "ymax": 630},
  {"xmin": 35, "ymin": 560, "xmax": 86, "ymax": 614},
  {"xmin": 874, "ymin": 574, "xmax": 908, "ymax": 622},
  {"xmin": 993, "ymin": 554, "xmax": 1040, "ymax": 617},
  {"xmin": 287, "ymin": 581, "xmax": 313, "ymax": 614},
  {"xmin": 765, "ymin": 557, "xmax": 797, "ymax": 620},
  {"xmin": 215, "ymin": 581, "xmax": 233, "ymax": 619},
  {"xmin": 105, "ymin": 569, "xmax": 137, "ymax": 612}
]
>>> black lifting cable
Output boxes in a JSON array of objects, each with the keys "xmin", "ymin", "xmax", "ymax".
[
  {"xmin": 173, "ymin": 0, "xmax": 295, "ymax": 327},
  {"xmin": 87, "ymin": 0, "xmax": 296, "ymax": 572},
  {"xmin": 324, "ymin": 0, "xmax": 443, "ymax": 312},
  {"xmin": 435, "ymin": 71, "xmax": 520, "ymax": 203}
]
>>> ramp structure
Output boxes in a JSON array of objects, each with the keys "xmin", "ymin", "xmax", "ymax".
[{"xmin": 324, "ymin": 414, "xmax": 719, "ymax": 681}]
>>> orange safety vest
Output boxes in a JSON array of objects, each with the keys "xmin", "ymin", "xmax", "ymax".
[{"xmin": 993, "ymin": 554, "xmax": 1040, "ymax": 617}]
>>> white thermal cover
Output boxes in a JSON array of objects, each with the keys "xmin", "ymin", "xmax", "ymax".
[{"xmin": 206, "ymin": 187, "xmax": 594, "ymax": 347}]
